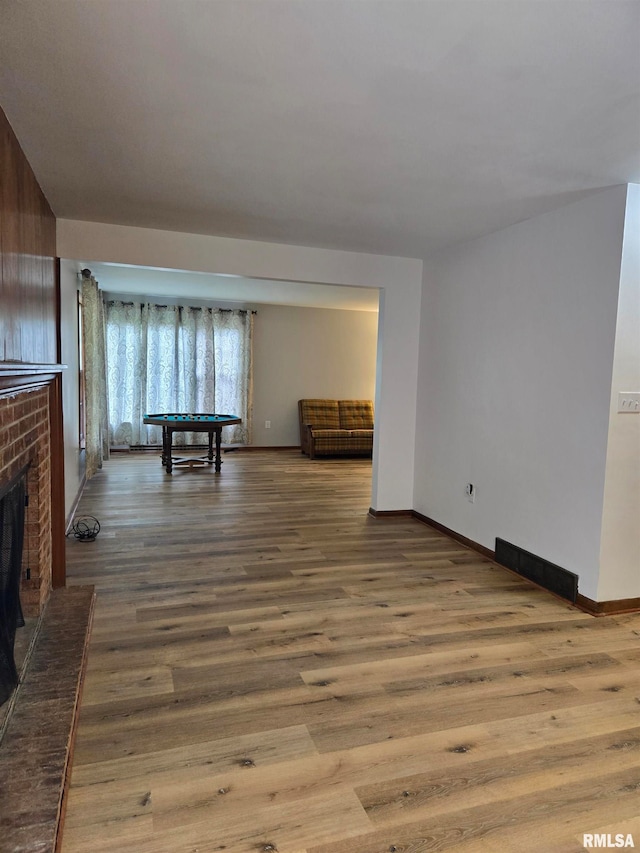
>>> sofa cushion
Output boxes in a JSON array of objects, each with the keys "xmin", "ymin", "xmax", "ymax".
[
  {"xmin": 299, "ymin": 399, "xmax": 340, "ymax": 430},
  {"xmin": 311, "ymin": 429, "xmax": 352, "ymax": 439},
  {"xmin": 311, "ymin": 428, "xmax": 372, "ymax": 455},
  {"xmin": 338, "ymin": 400, "xmax": 374, "ymax": 430}
]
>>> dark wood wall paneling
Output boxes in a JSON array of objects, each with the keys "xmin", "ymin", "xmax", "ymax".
[
  {"xmin": 0, "ymin": 106, "xmax": 57, "ymax": 365},
  {"xmin": 0, "ymin": 104, "xmax": 66, "ymax": 586}
]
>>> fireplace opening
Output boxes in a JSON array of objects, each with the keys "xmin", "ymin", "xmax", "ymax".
[{"xmin": 0, "ymin": 465, "xmax": 28, "ymax": 708}]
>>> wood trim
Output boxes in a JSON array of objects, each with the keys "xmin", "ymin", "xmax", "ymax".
[
  {"xmin": 54, "ymin": 589, "xmax": 96, "ymax": 853},
  {"xmin": 65, "ymin": 472, "xmax": 87, "ymax": 535},
  {"xmin": 0, "ymin": 376, "xmax": 57, "ymax": 396},
  {"xmin": 224, "ymin": 445, "xmax": 300, "ymax": 452},
  {"xmin": 411, "ymin": 510, "xmax": 496, "ymax": 560},
  {"xmin": 575, "ymin": 593, "xmax": 640, "ymax": 617},
  {"xmin": 381, "ymin": 511, "xmax": 640, "ymax": 617},
  {"xmin": 368, "ymin": 508, "xmax": 413, "ymax": 518},
  {"xmin": 55, "ymin": 257, "xmax": 62, "ymax": 365},
  {"xmin": 49, "ymin": 373, "xmax": 67, "ymax": 587},
  {"xmin": 0, "ymin": 363, "xmax": 66, "ymax": 395},
  {"xmin": 410, "ymin": 513, "xmax": 585, "ymax": 612},
  {"xmin": 113, "ymin": 444, "xmax": 301, "ymax": 453},
  {"xmin": 0, "ymin": 363, "xmax": 66, "ymax": 375}
]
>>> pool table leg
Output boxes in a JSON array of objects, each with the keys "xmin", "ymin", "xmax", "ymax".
[
  {"xmin": 165, "ymin": 428, "xmax": 173, "ymax": 474},
  {"xmin": 215, "ymin": 428, "xmax": 222, "ymax": 473}
]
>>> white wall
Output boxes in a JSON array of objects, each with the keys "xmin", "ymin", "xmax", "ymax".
[
  {"xmin": 252, "ymin": 303, "xmax": 378, "ymax": 446},
  {"xmin": 59, "ymin": 258, "xmax": 85, "ymax": 522},
  {"xmin": 598, "ymin": 185, "xmax": 640, "ymax": 601},
  {"xmin": 57, "ymin": 220, "xmax": 423, "ymax": 510},
  {"xmin": 415, "ymin": 187, "xmax": 627, "ymax": 600},
  {"xmin": 371, "ymin": 283, "xmax": 422, "ymax": 510}
]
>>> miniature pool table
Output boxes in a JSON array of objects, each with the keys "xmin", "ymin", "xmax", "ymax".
[{"xmin": 142, "ymin": 413, "xmax": 242, "ymax": 473}]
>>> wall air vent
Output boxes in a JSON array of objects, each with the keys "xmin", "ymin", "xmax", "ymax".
[{"xmin": 495, "ymin": 538, "xmax": 578, "ymax": 603}]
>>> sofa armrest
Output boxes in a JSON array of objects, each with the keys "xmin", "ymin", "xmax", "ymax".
[{"xmin": 306, "ymin": 423, "xmax": 317, "ymax": 459}]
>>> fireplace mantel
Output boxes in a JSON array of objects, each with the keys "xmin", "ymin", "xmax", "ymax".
[{"xmin": 0, "ymin": 362, "xmax": 66, "ymax": 394}]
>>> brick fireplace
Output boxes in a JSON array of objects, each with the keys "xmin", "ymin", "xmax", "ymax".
[
  {"xmin": 1, "ymin": 386, "xmax": 52, "ymax": 615},
  {"xmin": 0, "ymin": 367, "xmax": 66, "ymax": 617}
]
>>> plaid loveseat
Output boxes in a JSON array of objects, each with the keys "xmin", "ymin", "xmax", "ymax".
[{"xmin": 298, "ymin": 399, "xmax": 374, "ymax": 459}]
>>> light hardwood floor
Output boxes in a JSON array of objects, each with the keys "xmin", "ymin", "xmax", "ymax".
[{"xmin": 62, "ymin": 451, "xmax": 640, "ymax": 853}]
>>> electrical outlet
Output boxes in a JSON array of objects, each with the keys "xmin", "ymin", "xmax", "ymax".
[
  {"xmin": 265, "ymin": 420, "xmax": 271, "ymax": 428},
  {"xmin": 466, "ymin": 483, "xmax": 475, "ymax": 503},
  {"xmin": 618, "ymin": 392, "xmax": 640, "ymax": 413}
]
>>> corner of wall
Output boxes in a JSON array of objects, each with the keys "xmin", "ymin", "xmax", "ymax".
[
  {"xmin": 597, "ymin": 183, "xmax": 640, "ymax": 601},
  {"xmin": 413, "ymin": 187, "xmax": 628, "ymax": 600}
]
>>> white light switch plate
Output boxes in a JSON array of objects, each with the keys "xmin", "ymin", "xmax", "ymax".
[{"xmin": 618, "ymin": 392, "xmax": 640, "ymax": 413}]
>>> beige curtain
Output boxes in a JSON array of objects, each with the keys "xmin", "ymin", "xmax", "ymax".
[
  {"xmin": 211, "ymin": 308, "xmax": 254, "ymax": 445},
  {"xmin": 105, "ymin": 302, "xmax": 254, "ymax": 447},
  {"xmin": 81, "ymin": 272, "xmax": 109, "ymax": 478}
]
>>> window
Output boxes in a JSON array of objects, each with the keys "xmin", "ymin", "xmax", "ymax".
[{"xmin": 105, "ymin": 301, "xmax": 253, "ymax": 447}]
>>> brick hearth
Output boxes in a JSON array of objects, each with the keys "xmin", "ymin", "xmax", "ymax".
[{"xmin": 0, "ymin": 373, "xmax": 95, "ymax": 853}]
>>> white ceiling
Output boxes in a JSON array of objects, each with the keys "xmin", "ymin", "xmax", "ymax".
[{"xmin": 1, "ymin": 0, "xmax": 639, "ymax": 263}]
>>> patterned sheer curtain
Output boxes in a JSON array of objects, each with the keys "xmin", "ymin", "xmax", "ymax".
[
  {"xmin": 106, "ymin": 302, "xmax": 253, "ymax": 447},
  {"xmin": 81, "ymin": 272, "xmax": 110, "ymax": 478}
]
